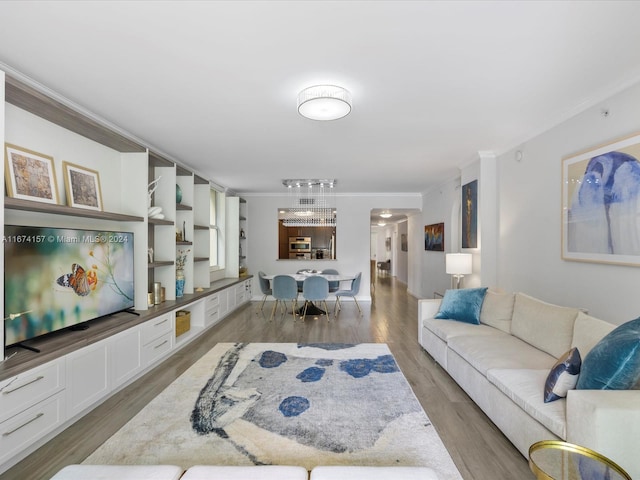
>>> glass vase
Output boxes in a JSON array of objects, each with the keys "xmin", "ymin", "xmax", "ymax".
[{"xmin": 176, "ymin": 268, "xmax": 185, "ymax": 298}]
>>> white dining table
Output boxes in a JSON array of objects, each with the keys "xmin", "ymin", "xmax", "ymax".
[
  {"xmin": 263, "ymin": 273, "xmax": 355, "ymax": 282},
  {"xmin": 263, "ymin": 272, "xmax": 356, "ymax": 317}
]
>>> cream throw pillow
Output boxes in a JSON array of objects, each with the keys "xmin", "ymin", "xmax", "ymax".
[
  {"xmin": 571, "ymin": 311, "xmax": 616, "ymax": 357},
  {"xmin": 479, "ymin": 289, "xmax": 514, "ymax": 333},
  {"xmin": 511, "ymin": 293, "xmax": 579, "ymax": 358}
]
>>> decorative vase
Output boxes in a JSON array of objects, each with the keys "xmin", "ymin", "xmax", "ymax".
[
  {"xmin": 176, "ymin": 184, "xmax": 183, "ymax": 204},
  {"xmin": 176, "ymin": 268, "xmax": 185, "ymax": 298}
]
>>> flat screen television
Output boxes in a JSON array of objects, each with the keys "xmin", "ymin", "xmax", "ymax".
[{"xmin": 4, "ymin": 225, "xmax": 135, "ymax": 349}]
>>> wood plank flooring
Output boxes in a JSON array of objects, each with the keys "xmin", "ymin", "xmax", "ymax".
[{"xmin": 1, "ymin": 276, "xmax": 534, "ymax": 480}]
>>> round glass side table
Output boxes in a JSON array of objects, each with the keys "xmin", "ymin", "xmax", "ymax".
[{"xmin": 529, "ymin": 441, "xmax": 631, "ymax": 480}]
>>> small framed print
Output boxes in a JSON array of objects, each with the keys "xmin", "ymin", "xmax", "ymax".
[
  {"xmin": 62, "ymin": 161, "xmax": 103, "ymax": 211},
  {"xmin": 4, "ymin": 143, "xmax": 59, "ymax": 204}
]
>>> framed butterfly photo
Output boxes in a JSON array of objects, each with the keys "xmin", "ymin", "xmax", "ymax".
[{"xmin": 62, "ymin": 161, "xmax": 103, "ymax": 211}]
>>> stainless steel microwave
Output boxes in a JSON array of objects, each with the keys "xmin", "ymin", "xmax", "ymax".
[{"xmin": 289, "ymin": 237, "xmax": 311, "ymax": 252}]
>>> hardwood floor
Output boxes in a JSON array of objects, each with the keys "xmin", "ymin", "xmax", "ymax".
[{"xmin": 1, "ymin": 275, "xmax": 533, "ymax": 480}]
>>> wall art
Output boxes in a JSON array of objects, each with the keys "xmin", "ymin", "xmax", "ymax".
[
  {"xmin": 562, "ymin": 132, "xmax": 640, "ymax": 266},
  {"xmin": 62, "ymin": 161, "xmax": 103, "ymax": 211},
  {"xmin": 462, "ymin": 179, "xmax": 478, "ymax": 248},
  {"xmin": 424, "ymin": 222, "xmax": 444, "ymax": 251},
  {"xmin": 4, "ymin": 143, "xmax": 59, "ymax": 204}
]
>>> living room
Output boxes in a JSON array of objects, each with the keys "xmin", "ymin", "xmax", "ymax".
[{"xmin": 2, "ymin": 2, "xmax": 640, "ymax": 479}]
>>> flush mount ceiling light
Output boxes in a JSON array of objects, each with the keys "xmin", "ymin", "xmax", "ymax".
[
  {"xmin": 380, "ymin": 213, "xmax": 392, "ymax": 218},
  {"xmin": 297, "ymin": 85, "xmax": 352, "ymax": 121}
]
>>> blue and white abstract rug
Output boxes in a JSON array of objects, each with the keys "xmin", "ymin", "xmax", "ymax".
[{"xmin": 85, "ymin": 343, "xmax": 462, "ymax": 479}]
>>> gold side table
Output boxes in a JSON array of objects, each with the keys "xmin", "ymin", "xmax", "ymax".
[{"xmin": 529, "ymin": 441, "xmax": 631, "ymax": 480}]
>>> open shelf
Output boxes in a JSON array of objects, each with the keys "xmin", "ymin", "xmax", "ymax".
[
  {"xmin": 176, "ymin": 203, "xmax": 192, "ymax": 211},
  {"xmin": 177, "ymin": 241, "xmax": 193, "ymax": 246},
  {"xmin": 5, "ymin": 197, "xmax": 144, "ymax": 222},
  {"xmin": 194, "ymin": 224, "xmax": 208, "ymax": 230},
  {"xmin": 194, "ymin": 257, "xmax": 209, "ymax": 263},
  {"xmin": 148, "ymin": 217, "xmax": 174, "ymax": 226},
  {"xmin": 148, "ymin": 261, "xmax": 174, "ymax": 269}
]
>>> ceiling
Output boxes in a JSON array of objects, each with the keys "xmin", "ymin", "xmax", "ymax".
[{"xmin": 2, "ymin": 1, "xmax": 640, "ymax": 198}]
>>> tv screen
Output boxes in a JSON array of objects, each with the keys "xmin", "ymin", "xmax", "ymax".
[{"xmin": 4, "ymin": 225, "xmax": 135, "ymax": 348}]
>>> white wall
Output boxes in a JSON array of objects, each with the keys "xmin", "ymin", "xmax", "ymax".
[
  {"xmin": 419, "ymin": 80, "xmax": 640, "ymax": 325},
  {"xmin": 419, "ymin": 178, "xmax": 461, "ymax": 298},
  {"xmin": 497, "ymin": 81, "xmax": 640, "ymax": 324},
  {"xmin": 245, "ymin": 193, "xmax": 421, "ymax": 301}
]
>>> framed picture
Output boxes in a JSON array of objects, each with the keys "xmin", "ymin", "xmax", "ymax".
[
  {"xmin": 62, "ymin": 161, "xmax": 103, "ymax": 211},
  {"xmin": 424, "ymin": 222, "xmax": 444, "ymax": 251},
  {"xmin": 462, "ymin": 179, "xmax": 478, "ymax": 248},
  {"xmin": 4, "ymin": 143, "xmax": 59, "ymax": 204},
  {"xmin": 385, "ymin": 237, "xmax": 391, "ymax": 251},
  {"xmin": 562, "ymin": 132, "xmax": 640, "ymax": 266},
  {"xmin": 401, "ymin": 233, "xmax": 408, "ymax": 252}
]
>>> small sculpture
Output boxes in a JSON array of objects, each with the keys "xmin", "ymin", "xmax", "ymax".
[{"xmin": 148, "ymin": 176, "xmax": 162, "ymax": 208}]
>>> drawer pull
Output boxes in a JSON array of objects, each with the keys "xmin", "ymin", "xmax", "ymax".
[
  {"xmin": 2, "ymin": 375, "xmax": 44, "ymax": 395},
  {"xmin": 154, "ymin": 340, "xmax": 168, "ymax": 350},
  {"xmin": 154, "ymin": 318, "xmax": 169, "ymax": 327},
  {"xmin": 2, "ymin": 413, "xmax": 44, "ymax": 436}
]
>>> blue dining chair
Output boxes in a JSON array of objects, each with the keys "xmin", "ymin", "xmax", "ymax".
[
  {"xmin": 257, "ymin": 271, "xmax": 272, "ymax": 312},
  {"xmin": 270, "ymin": 275, "xmax": 299, "ymax": 321},
  {"xmin": 321, "ymin": 268, "xmax": 340, "ymax": 293},
  {"xmin": 334, "ymin": 272, "xmax": 363, "ymax": 316},
  {"xmin": 301, "ymin": 276, "xmax": 330, "ymax": 321}
]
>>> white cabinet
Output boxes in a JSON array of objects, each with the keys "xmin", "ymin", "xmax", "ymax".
[
  {"xmin": 65, "ymin": 342, "xmax": 110, "ymax": 418},
  {"xmin": 205, "ymin": 293, "xmax": 220, "ymax": 326},
  {"xmin": 0, "ymin": 359, "xmax": 65, "ymax": 422},
  {"xmin": 110, "ymin": 327, "xmax": 142, "ymax": 388},
  {"xmin": 0, "ymin": 391, "xmax": 65, "ymax": 466},
  {"xmin": 140, "ymin": 312, "xmax": 174, "ymax": 367}
]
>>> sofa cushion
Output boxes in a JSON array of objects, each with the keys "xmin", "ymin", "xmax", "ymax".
[
  {"xmin": 182, "ymin": 466, "xmax": 309, "ymax": 480},
  {"xmin": 576, "ymin": 317, "xmax": 640, "ymax": 390},
  {"xmin": 544, "ymin": 347, "xmax": 581, "ymax": 403},
  {"xmin": 571, "ymin": 311, "xmax": 616, "ymax": 357},
  {"xmin": 480, "ymin": 289, "xmax": 514, "ymax": 333},
  {"xmin": 310, "ymin": 466, "xmax": 439, "ymax": 480},
  {"xmin": 487, "ymin": 368, "xmax": 567, "ymax": 438},
  {"xmin": 447, "ymin": 334, "xmax": 557, "ymax": 376},
  {"xmin": 511, "ymin": 293, "xmax": 579, "ymax": 358},
  {"xmin": 50, "ymin": 465, "xmax": 184, "ymax": 480},
  {"xmin": 422, "ymin": 317, "xmax": 504, "ymax": 343},
  {"xmin": 434, "ymin": 287, "xmax": 488, "ymax": 324}
]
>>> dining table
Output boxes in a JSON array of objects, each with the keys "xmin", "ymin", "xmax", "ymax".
[{"xmin": 264, "ymin": 271, "xmax": 356, "ymax": 316}]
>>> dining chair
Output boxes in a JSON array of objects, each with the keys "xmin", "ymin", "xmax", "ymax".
[
  {"xmin": 334, "ymin": 272, "xmax": 363, "ymax": 316},
  {"xmin": 321, "ymin": 268, "xmax": 340, "ymax": 293},
  {"xmin": 295, "ymin": 269, "xmax": 307, "ymax": 292},
  {"xmin": 270, "ymin": 275, "xmax": 299, "ymax": 321},
  {"xmin": 257, "ymin": 271, "xmax": 273, "ymax": 312},
  {"xmin": 301, "ymin": 276, "xmax": 330, "ymax": 321}
]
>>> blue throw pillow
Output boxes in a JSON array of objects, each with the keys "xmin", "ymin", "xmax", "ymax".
[
  {"xmin": 576, "ymin": 317, "xmax": 640, "ymax": 390},
  {"xmin": 544, "ymin": 347, "xmax": 581, "ymax": 403},
  {"xmin": 434, "ymin": 287, "xmax": 488, "ymax": 325}
]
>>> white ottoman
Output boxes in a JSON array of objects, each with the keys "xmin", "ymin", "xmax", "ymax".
[
  {"xmin": 310, "ymin": 466, "xmax": 439, "ymax": 480},
  {"xmin": 182, "ymin": 465, "xmax": 309, "ymax": 480},
  {"xmin": 49, "ymin": 464, "xmax": 184, "ymax": 480}
]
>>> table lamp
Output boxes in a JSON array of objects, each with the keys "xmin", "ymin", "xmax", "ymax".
[{"xmin": 446, "ymin": 253, "xmax": 472, "ymax": 289}]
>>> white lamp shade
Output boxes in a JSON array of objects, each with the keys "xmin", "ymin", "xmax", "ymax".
[
  {"xmin": 298, "ymin": 85, "xmax": 352, "ymax": 121},
  {"xmin": 446, "ymin": 253, "xmax": 472, "ymax": 275}
]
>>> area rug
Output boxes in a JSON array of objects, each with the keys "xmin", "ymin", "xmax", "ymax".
[{"xmin": 84, "ymin": 343, "xmax": 462, "ymax": 479}]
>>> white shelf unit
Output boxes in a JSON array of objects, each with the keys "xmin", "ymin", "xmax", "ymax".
[{"xmin": 193, "ymin": 175, "xmax": 211, "ymax": 289}]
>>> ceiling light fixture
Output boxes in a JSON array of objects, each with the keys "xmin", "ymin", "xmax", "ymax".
[
  {"xmin": 297, "ymin": 85, "xmax": 352, "ymax": 121},
  {"xmin": 380, "ymin": 213, "xmax": 392, "ymax": 218},
  {"xmin": 282, "ymin": 179, "xmax": 337, "ymax": 227}
]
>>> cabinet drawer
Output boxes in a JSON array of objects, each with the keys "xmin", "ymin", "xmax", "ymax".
[
  {"xmin": 0, "ymin": 391, "xmax": 64, "ymax": 465},
  {"xmin": 0, "ymin": 359, "xmax": 65, "ymax": 422},
  {"xmin": 140, "ymin": 313, "xmax": 173, "ymax": 345},
  {"xmin": 142, "ymin": 331, "xmax": 173, "ymax": 366},
  {"xmin": 207, "ymin": 294, "xmax": 220, "ymax": 308}
]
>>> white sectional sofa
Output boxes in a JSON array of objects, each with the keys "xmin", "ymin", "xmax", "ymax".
[
  {"xmin": 50, "ymin": 465, "xmax": 438, "ymax": 480},
  {"xmin": 418, "ymin": 290, "xmax": 640, "ymax": 479}
]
